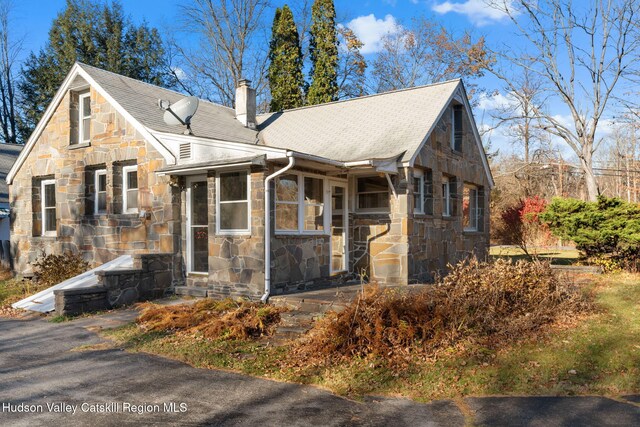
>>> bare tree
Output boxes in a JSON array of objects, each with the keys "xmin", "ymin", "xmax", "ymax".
[
  {"xmin": 484, "ymin": 68, "xmax": 553, "ymax": 196},
  {"xmin": 172, "ymin": 0, "xmax": 270, "ymax": 108},
  {"xmin": 336, "ymin": 27, "xmax": 366, "ymax": 99},
  {"xmin": 370, "ymin": 17, "xmax": 488, "ymax": 94},
  {"xmin": 489, "ymin": 0, "xmax": 640, "ymax": 201},
  {"xmin": 0, "ymin": 0, "xmax": 20, "ymax": 144}
]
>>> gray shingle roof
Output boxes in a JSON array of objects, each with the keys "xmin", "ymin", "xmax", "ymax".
[
  {"xmin": 256, "ymin": 80, "xmax": 461, "ymax": 163},
  {"xmin": 78, "ymin": 63, "xmax": 258, "ymax": 144},
  {"xmin": 0, "ymin": 143, "xmax": 23, "ymax": 204}
]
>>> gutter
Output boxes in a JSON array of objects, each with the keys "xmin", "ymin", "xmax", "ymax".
[{"xmin": 261, "ymin": 153, "xmax": 296, "ymax": 303}]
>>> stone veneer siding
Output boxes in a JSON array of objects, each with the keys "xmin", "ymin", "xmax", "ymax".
[
  {"xmin": 408, "ymin": 104, "xmax": 491, "ymax": 281},
  {"xmin": 10, "ymin": 86, "xmax": 183, "ymax": 277}
]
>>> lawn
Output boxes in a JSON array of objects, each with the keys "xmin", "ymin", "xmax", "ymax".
[
  {"xmin": 104, "ymin": 272, "xmax": 640, "ymax": 401},
  {"xmin": 490, "ymin": 245, "xmax": 581, "ymax": 265}
]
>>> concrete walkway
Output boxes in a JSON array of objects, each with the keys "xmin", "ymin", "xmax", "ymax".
[{"xmin": 0, "ymin": 311, "xmax": 639, "ymax": 426}]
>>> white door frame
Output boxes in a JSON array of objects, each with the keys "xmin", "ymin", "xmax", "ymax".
[
  {"xmin": 186, "ymin": 175, "xmax": 208, "ymax": 274},
  {"xmin": 329, "ymin": 181, "xmax": 349, "ymax": 274}
]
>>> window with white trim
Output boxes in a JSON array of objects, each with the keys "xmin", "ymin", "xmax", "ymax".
[
  {"xmin": 42, "ymin": 179, "xmax": 56, "ymax": 236},
  {"xmin": 79, "ymin": 92, "xmax": 91, "ymax": 144},
  {"xmin": 275, "ymin": 174, "xmax": 299, "ymax": 232},
  {"xmin": 463, "ymin": 184, "xmax": 484, "ymax": 231},
  {"xmin": 122, "ymin": 165, "xmax": 138, "ymax": 213},
  {"xmin": 413, "ymin": 169, "xmax": 433, "ymax": 215},
  {"xmin": 94, "ymin": 169, "xmax": 107, "ymax": 214},
  {"xmin": 275, "ymin": 173, "xmax": 329, "ymax": 234},
  {"xmin": 217, "ymin": 170, "xmax": 250, "ymax": 233},
  {"xmin": 451, "ymin": 105, "xmax": 463, "ymax": 152},
  {"xmin": 356, "ymin": 175, "xmax": 389, "ymax": 213},
  {"xmin": 442, "ymin": 176, "xmax": 451, "ymax": 217}
]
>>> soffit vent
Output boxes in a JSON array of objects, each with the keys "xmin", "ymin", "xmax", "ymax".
[{"xmin": 179, "ymin": 143, "xmax": 192, "ymax": 160}]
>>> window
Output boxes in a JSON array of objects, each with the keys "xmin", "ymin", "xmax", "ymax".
[
  {"xmin": 275, "ymin": 173, "xmax": 330, "ymax": 234},
  {"xmin": 356, "ymin": 175, "xmax": 389, "ymax": 212},
  {"xmin": 94, "ymin": 169, "xmax": 107, "ymax": 214},
  {"xmin": 413, "ymin": 169, "xmax": 433, "ymax": 215},
  {"xmin": 42, "ymin": 179, "xmax": 56, "ymax": 236},
  {"xmin": 217, "ymin": 171, "xmax": 250, "ymax": 233},
  {"xmin": 275, "ymin": 174, "xmax": 299, "ymax": 231},
  {"xmin": 122, "ymin": 165, "xmax": 138, "ymax": 213},
  {"xmin": 463, "ymin": 184, "xmax": 484, "ymax": 232},
  {"xmin": 304, "ymin": 177, "xmax": 324, "ymax": 231},
  {"xmin": 442, "ymin": 176, "xmax": 451, "ymax": 217},
  {"xmin": 79, "ymin": 92, "xmax": 91, "ymax": 144},
  {"xmin": 451, "ymin": 105, "xmax": 463, "ymax": 152}
]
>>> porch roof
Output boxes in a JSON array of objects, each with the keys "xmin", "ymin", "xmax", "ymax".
[{"xmin": 156, "ymin": 155, "xmax": 266, "ymax": 176}]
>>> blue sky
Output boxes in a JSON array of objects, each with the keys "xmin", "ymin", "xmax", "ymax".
[{"xmin": 11, "ymin": 0, "xmax": 616, "ymax": 160}]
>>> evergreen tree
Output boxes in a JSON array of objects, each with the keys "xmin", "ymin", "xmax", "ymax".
[
  {"xmin": 18, "ymin": 0, "xmax": 167, "ymax": 141},
  {"xmin": 307, "ymin": 0, "xmax": 338, "ymax": 105},
  {"xmin": 267, "ymin": 5, "xmax": 304, "ymax": 112}
]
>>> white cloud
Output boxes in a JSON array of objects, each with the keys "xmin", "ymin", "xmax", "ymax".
[
  {"xmin": 345, "ymin": 14, "xmax": 401, "ymax": 55},
  {"xmin": 432, "ymin": 0, "xmax": 516, "ymax": 27},
  {"xmin": 478, "ymin": 92, "xmax": 517, "ymax": 111}
]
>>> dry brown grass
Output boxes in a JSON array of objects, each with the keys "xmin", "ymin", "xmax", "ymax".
[
  {"xmin": 287, "ymin": 258, "xmax": 592, "ymax": 368},
  {"xmin": 136, "ymin": 298, "xmax": 287, "ymax": 340}
]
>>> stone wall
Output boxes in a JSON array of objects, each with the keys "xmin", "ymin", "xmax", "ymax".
[
  {"xmin": 55, "ymin": 253, "xmax": 176, "ymax": 316},
  {"xmin": 10, "ymin": 85, "xmax": 182, "ymax": 276},
  {"xmin": 351, "ymin": 171, "xmax": 409, "ymax": 285},
  {"xmin": 409, "ymin": 102, "xmax": 491, "ymax": 281},
  {"xmin": 204, "ymin": 168, "xmax": 267, "ymax": 299}
]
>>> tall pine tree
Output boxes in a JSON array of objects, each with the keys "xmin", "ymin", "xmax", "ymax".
[
  {"xmin": 267, "ymin": 5, "xmax": 304, "ymax": 112},
  {"xmin": 307, "ymin": 0, "xmax": 338, "ymax": 105},
  {"xmin": 18, "ymin": 0, "xmax": 167, "ymax": 141}
]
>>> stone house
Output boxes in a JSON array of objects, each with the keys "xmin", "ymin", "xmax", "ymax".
[{"xmin": 7, "ymin": 63, "xmax": 493, "ymax": 301}]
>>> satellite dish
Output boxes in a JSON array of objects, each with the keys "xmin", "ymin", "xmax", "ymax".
[{"xmin": 158, "ymin": 96, "xmax": 199, "ymax": 135}]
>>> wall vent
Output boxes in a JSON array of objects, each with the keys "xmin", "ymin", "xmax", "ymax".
[{"xmin": 179, "ymin": 143, "xmax": 192, "ymax": 160}]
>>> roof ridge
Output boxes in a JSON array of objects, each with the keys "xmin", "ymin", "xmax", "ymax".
[
  {"xmin": 76, "ymin": 62, "xmax": 236, "ymax": 112},
  {"xmin": 258, "ymin": 78, "xmax": 462, "ymax": 116}
]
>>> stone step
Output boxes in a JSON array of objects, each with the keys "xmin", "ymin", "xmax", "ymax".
[{"xmin": 173, "ymin": 286, "xmax": 208, "ymax": 298}]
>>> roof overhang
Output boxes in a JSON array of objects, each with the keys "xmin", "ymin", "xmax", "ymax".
[
  {"xmin": 6, "ymin": 63, "xmax": 176, "ymax": 185},
  {"xmin": 156, "ymin": 155, "xmax": 266, "ymax": 176}
]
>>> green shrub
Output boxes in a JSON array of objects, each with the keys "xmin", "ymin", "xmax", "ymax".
[
  {"xmin": 540, "ymin": 196, "xmax": 640, "ymax": 271},
  {"xmin": 31, "ymin": 252, "xmax": 89, "ymax": 287}
]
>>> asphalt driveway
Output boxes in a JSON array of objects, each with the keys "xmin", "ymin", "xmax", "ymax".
[{"xmin": 0, "ymin": 314, "xmax": 639, "ymax": 426}]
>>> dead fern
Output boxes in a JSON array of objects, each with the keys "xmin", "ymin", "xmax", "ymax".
[
  {"xmin": 286, "ymin": 258, "xmax": 592, "ymax": 368},
  {"xmin": 136, "ymin": 298, "xmax": 287, "ymax": 340}
]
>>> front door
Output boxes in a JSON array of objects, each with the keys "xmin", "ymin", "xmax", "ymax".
[
  {"xmin": 186, "ymin": 176, "xmax": 208, "ymax": 273},
  {"xmin": 330, "ymin": 182, "xmax": 348, "ymax": 274}
]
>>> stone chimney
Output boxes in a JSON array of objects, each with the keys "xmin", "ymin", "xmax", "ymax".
[{"xmin": 235, "ymin": 79, "xmax": 256, "ymax": 129}]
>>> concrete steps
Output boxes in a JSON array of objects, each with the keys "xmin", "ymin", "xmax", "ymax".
[{"xmin": 173, "ymin": 286, "xmax": 208, "ymax": 298}]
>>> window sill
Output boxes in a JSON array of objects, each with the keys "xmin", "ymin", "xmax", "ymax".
[
  {"xmin": 33, "ymin": 234, "xmax": 57, "ymax": 239},
  {"xmin": 68, "ymin": 142, "xmax": 91, "ymax": 150},
  {"xmin": 275, "ymin": 231, "xmax": 329, "ymax": 237},
  {"xmin": 414, "ymin": 212, "xmax": 434, "ymax": 218},
  {"xmin": 216, "ymin": 231, "xmax": 251, "ymax": 237},
  {"xmin": 442, "ymin": 215, "xmax": 456, "ymax": 220},
  {"xmin": 354, "ymin": 211, "xmax": 390, "ymax": 215},
  {"xmin": 450, "ymin": 149, "xmax": 463, "ymax": 156},
  {"xmin": 187, "ymin": 272, "xmax": 209, "ymax": 277}
]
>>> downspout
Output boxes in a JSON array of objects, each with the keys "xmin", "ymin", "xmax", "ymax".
[{"xmin": 261, "ymin": 153, "xmax": 296, "ymax": 303}]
